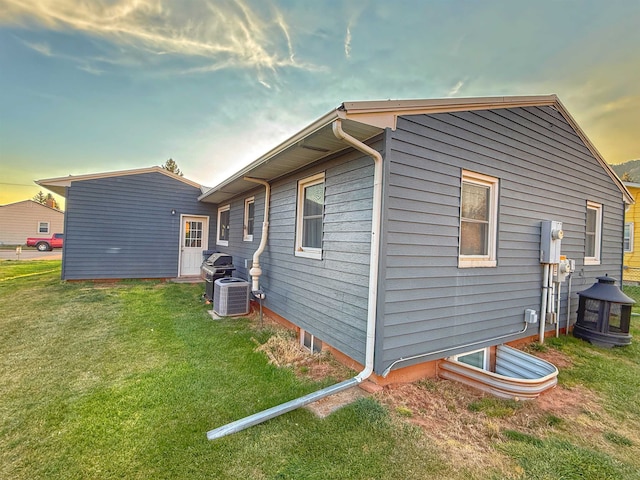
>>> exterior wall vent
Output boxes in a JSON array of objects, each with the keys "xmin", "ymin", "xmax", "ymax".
[{"xmin": 213, "ymin": 278, "xmax": 250, "ymax": 316}]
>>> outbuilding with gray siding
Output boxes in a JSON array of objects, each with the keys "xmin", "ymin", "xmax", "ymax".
[{"xmin": 38, "ymin": 167, "xmax": 218, "ymax": 280}]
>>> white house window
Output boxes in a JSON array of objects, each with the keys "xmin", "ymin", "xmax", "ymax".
[
  {"xmin": 452, "ymin": 348, "xmax": 489, "ymax": 370},
  {"xmin": 217, "ymin": 205, "xmax": 230, "ymax": 247},
  {"xmin": 585, "ymin": 201, "xmax": 602, "ymax": 265},
  {"xmin": 38, "ymin": 222, "xmax": 50, "ymax": 234},
  {"xmin": 244, "ymin": 197, "xmax": 255, "ymax": 242},
  {"xmin": 624, "ymin": 223, "xmax": 633, "ymax": 253},
  {"xmin": 295, "ymin": 172, "xmax": 325, "ymax": 259},
  {"xmin": 459, "ymin": 170, "xmax": 499, "ymax": 268},
  {"xmin": 300, "ymin": 329, "xmax": 323, "ymax": 354}
]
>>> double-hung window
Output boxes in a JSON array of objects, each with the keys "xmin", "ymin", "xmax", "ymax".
[
  {"xmin": 624, "ymin": 223, "xmax": 633, "ymax": 253},
  {"xmin": 38, "ymin": 222, "xmax": 50, "ymax": 234},
  {"xmin": 459, "ymin": 170, "xmax": 499, "ymax": 268},
  {"xmin": 217, "ymin": 205, "xmax": 230, "ymax": 247},
  {"xmin": 295, "ymin": 173, "xmax": 325, "ymax": 259},
  {"xmin": 244, "ymin": 197, "xmax": 255, "ymax": 242},
  {"xmin": 585, "ymin": 201, "xmax": 602, "ymax": 264}
]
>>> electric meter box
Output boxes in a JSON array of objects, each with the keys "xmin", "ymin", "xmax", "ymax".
[{"xmin": 540, "ymin": 220, "xmax": 563, "ymax": 264}]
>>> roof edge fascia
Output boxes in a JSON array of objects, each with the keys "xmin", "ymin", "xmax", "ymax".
[
  {"xmin": 551, "ymin": 98, "xmax": 633, "ymax": 204},
  {"xmin": 0, "ymin": 199, "xmax": 64, "ymax": 212},
  {"xmin": 37, "ymin": 166, "xmax": 202, "ymax": 195},
  {"xmin": 198, "ymin": 108, "xmax": 343, "ymax": 201}
]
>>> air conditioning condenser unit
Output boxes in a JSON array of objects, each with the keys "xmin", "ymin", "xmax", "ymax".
[{"xmin": 213, "ymin": 278, "xmax": 250, "ymax": 316}]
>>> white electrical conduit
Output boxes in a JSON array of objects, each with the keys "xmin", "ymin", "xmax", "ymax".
[
  {"xmin": 566, "ymin": 274, "xmax": 573, "ymax": 335},
  {"xmin": 555, "ymin": 282, "xmax": 561, "ymax": 338},
  {"xmin": 206, "ymin": 119, "xmax": 383, "ymax": 440},
  {"xmin": 539, "ymin": 264, "xmax": 550, "ymax": 344},
  {"xmin": 382, "ymin": 321, "xmax": 530, "ymax": 378},
  {"xmin": 243, "ymin": 177, "xmax": 271, "ymax": 293}
]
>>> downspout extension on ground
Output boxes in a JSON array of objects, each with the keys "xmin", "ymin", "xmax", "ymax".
[{"xmin": 206, "ymin": 119, "xmax": 384, "ymax": 440}]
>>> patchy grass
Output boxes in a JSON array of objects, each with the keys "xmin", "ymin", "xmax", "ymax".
[
  {"xmin": 0, "ymin": 259, "xmax": 60, "ymax": 281},
  {"xmin": 3, "ymin": 261, "xmax": 640, "ymax": 480},
  {"xmin": 0, "ymin": 261, "xmax": 446, "ymax": 480}
]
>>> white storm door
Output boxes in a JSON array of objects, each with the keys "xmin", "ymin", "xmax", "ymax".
[{"xmin": 180, "ymin": 216, "xmax": 209, "ymax": 276}]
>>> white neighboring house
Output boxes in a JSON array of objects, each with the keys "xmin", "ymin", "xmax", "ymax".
[{"xmin": 0, "ymin": 200, "xmax": 64, "ymax": 245}]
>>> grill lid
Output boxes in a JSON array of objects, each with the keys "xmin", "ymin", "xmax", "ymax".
[{"xmin": 204, "ymin": 253, "xmax": 233, "ymax": 267}]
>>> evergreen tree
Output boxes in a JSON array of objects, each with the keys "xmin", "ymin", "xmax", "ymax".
[
  {"xmin": 32, "ymin": 191, "xmax": 60, "ymax": 210},
  {"xmin": 161, "ymin": 158, "xmax": 183, "ymax": 176},
  {"xmin": 33, "ymin": 191, "xmax": 47, "ymax": 204}
]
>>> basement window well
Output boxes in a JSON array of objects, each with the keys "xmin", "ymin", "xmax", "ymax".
[
  {"xmin": 300, "ymin": 330, "xmax": 322, "ymax": 354},
  {"xmin": 439, "ymin": 345, "xmax": 558, "ymax": 400}
]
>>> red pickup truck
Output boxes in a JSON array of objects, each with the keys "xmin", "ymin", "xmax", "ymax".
[{"xmin": 26, "ymin": 233, "xmax": 64, "ymax": 251}]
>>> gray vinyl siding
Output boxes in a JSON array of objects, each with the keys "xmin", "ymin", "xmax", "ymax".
[
  {"xmin": 62, "ymin": 172, "xmax": 217, "ymax": 280},
  {"xmin": 219, "ymin": 149, "xmax": 376, "ymax": 364},
  {"xmin": 376, "ymin": 105, "xmax": 625, "ymax": 374}
]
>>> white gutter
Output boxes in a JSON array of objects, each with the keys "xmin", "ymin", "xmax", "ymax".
[
  {"xmin": 244, "ymin": 177, "xmax": 270, "ymax": 293},
  {"xmin": 206, "ymin": 119, "xmax": 384, "ymax": 440}
]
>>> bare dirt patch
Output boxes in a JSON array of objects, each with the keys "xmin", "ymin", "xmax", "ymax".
[{"xmin": 248, "ymin": 317, "xmax": 628, "ymax": 477}]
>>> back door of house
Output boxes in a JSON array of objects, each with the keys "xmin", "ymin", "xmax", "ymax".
[{"xmin": 179, "ymin": 215, "xmax": 209, "ymax": 276}]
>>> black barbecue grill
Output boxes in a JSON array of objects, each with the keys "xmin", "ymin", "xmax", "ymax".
[{"xmin": 201, "ymin": 253, "xmax": 234, "ymax": 301}]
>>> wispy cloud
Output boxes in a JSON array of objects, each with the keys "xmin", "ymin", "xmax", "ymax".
[
  {"xmin": 447, "ymin": 80, "xmax": 465, "ymax": 96},
  {"xmin": 22, "ymin": 40, "xmax": 53, "ymax": 56},
  {"xmin": 344, "ymin": 23, "xmax": 352, "ymax": 59},
  {"xmin": 0, "ymin": 0, "xmax": 316, "ymax": 84},
  {"xmin": 77, "ymin": 64, "xmax": 104, "ymax": 76}
]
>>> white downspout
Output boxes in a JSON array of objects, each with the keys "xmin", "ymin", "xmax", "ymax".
[
  {"xmin": 206, "ymin": 119, "xmax": 383, "ymax": 440},
  {"xmin": 332, "ymin": 119, "xmax": 383, "ymax": 381},
  {"xmin": 244, "ymin": 177, "xmax": 270, "ymax": 293}
]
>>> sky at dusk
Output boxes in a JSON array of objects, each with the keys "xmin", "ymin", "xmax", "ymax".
[{"xmin": 1, "ymin": 0, "xmax": 639, "ymax": 209}]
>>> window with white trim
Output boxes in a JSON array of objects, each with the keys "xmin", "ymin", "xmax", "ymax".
[
  {"xmin": 624, "ymin": 223, "xmax": 633, "ymax": 253},
  {"xmin": 243, "ymin": 197, "xmax": 255, "ymax": 242},
  {"xmin": 585, "ymin": 201, "xmax": 602, "ymax": 265},
  {"xmin": 300, "ymin": 329, "xmax": 323, "ymax": 354},
  {"xmin": 38, "ymin": 222, "xmax": 50, "ymax": 234},
  {"xmin": 217, "ymin": 205, "xmax": 230, "ymax": 246},
  {"xmin": 459, "ymin": 170, "xmax": 499, "ymax": 268},
  {"xmin": 452, "ymin": 348, "xmax": 489, "ymax": 370},
  {"xmin": 295, "ymin": 172, "xmax": 325, "ymax": 259}
]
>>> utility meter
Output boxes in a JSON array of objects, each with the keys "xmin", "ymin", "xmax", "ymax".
[
  {"xmin": 554, "ymin": 256, "xmax": 575, "ymax": 283},
  {"xmin": 540, "ymin": 220, "xmax": 563, "ymax": 264}
]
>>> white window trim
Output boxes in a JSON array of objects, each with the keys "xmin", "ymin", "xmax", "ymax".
[
  {"xmin": 243, "ymin": 196, "xmax": 255, "ymax": 242},
  {"xmin": 624, "ymin": 222, "xmax": 634, "ymax": 253},
  {"xmin": 295, "ymin": 172, "xmax": 325, "ymax": 260},
  {"xmin": 300, "ymin": 329, "xmax": 322, "ymax": 354},
  {"xmin": 216, "ymin": 204, "xmax": 230, "ymax": 247},
  {"xmin": 458, "ymin": 170, "xmax": 499, "ymax": 268},
  {"xmin": 38, "ymin": 221, "xmax": 50, "ymax": 234},
  {"xmin": 451, "ymin": 347, "xmax": 489, "ymax": 370},
  {"xmin": 585, "ymin": 201, "xmax": 602, "ymax": 265}
]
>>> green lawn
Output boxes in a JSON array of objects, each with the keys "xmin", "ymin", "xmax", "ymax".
[{"xmin": 1, "ymin": 260, "xmax": 640, "ymax": 479}]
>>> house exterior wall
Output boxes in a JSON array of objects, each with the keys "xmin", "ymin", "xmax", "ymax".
[
  {"xmin": 623, "ymin": 184, "xmax": 640, "ymax": 282},
  {"xmin": 375, "ymin": 105, "xmax": 626, "ymax": 374},
  {"xmin": 62, "ymin": 172, "xmax": 217, "ymax": 280},
  {"xmin": 0, "ymin": 200, "xmax": 64, "ymax": 245},
  {"xmin": 218, "ymin": 148, "xmax": 377, "ymax": 364}
]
